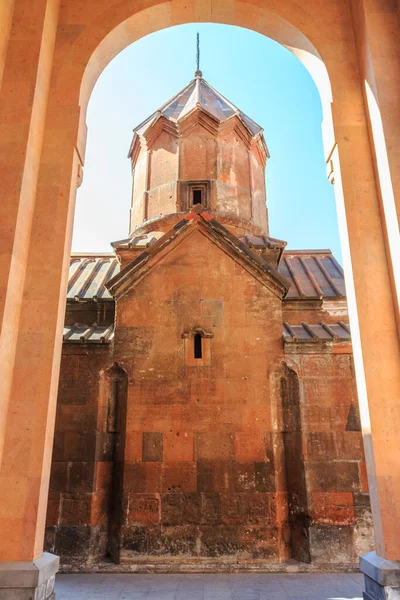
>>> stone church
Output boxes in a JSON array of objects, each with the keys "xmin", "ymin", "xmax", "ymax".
[{"xmin": 45, "ymin": 71, "xmax": 373, "ymax": 569}]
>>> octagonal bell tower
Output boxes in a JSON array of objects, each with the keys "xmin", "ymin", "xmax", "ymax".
[{"xmin": 128, "ymin": 70, "xmax": 270, "ymax": 236}]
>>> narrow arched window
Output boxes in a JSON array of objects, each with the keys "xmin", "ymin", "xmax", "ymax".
[{"xmin": 194, "ymin": 333, "xmax": 202, "ymax": 359}]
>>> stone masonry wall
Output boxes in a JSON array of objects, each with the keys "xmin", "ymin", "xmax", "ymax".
[
  {"xmin": 45, "ymin": 344, "xmax": 115, "ymax": 563},
  {"xmin": 45, "ymin": 249, "xmax": 373, "ymax": 566},
  {"xmin": 283, "ymin": 348, "xmax": 374, "ymax": 564},
  {"xmin": 112, "ymin": 229, "xmax": 288, "ymax": 563}
]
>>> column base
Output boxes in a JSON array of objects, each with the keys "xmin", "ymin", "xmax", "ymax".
[
  {"xmin": 0, "ymin": 552, "xmax": 59, "ymax": 599},
  {"xmin": 361, "ymin": 551, "xmax": 400, "ymax": 599}
]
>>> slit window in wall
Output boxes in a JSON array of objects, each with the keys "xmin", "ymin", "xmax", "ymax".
[
  {"xmin": 193, "ymin": 189, "xmax": 202, "ymax": 205},
  {"xmin": 194, "ymin": 333, "xmax": 202, "ymax": 358},
  {"xmin": 183, "ymin": 327, "xmax": 213, "ymax": 367},
  {"xmin": 179, "ymin": 181, "xmax": 210, "ymax": 210}
]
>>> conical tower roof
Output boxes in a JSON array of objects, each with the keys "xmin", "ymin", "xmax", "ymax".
[{"xmin": 129, "ymin": 73, "xmax": 267, "ymax": 156}]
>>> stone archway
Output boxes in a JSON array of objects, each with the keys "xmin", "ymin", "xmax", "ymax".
[{"xmin": 0, "ymin": 0, "xmax": 399, "ymax": 595}]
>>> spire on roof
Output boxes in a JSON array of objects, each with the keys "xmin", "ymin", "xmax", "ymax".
[
  {"xmin": 128, "ymin": 46, "xmax": 269, "ymax": 159},
  {"xmin": 131, "ymin": 77, "xmax": 265, "ymax": 141},
  {"xmin": 194, "ymin": 32, "xmax": 202, "ymax": 78}
]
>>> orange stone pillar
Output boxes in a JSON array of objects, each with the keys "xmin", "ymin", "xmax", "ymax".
[
  {"xmin": 0, "ymin": 0, "xmax": 61, "ymax": 596},
  {"xmin": 332, "ymin": 5, "xmax": 400, "ymax": 597},
  {"xmin": 0, "ymin": 0, "xmax": 60, "ymax": 466},
  {"xmin": 350, "ymin": 0, "xmax": 400, "ymax": 222},
  {"xmin": 350, "ymin": 0, "xmax": 400, "ymax": 321},
  {"xmin": 0, "ymin": 0, "xmax": 15, "ymax": 88},
  {"xmin": 0, "ymin": 99, "xmax": 81, "ymax": 557}
]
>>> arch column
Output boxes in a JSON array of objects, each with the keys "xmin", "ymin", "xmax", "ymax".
[
  {"xmin": 350, "ymin": 0, "xmax": 400, "ymax": 223},
  {"xmin": 349, "ymin": 0, "xmax": 400, "ymax": 330},
  {"xmin": 327, "ymin": 9, "xmax": 400, "ymax": 594},
  {"xmin": 0, "ymin": 0, "xmax": 15, "ymax": 88},
  {"xmin": 0, "ymin": 2, "xmax": 67, "ymax": 594},
  {"xmin": 0, "ymin": 95, "xmax": 81, "ymax": 540},
  {"xmin": 0, "ymin": 98, "xmax": 80, "ymax": 594},
  {"xmin": 0, "ymin": 0, "xmax": 60, "ymax": 467}
]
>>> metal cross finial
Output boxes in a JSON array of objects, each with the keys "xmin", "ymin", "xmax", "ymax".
[{"xmin": 195, "ymin": 32, "xmax": 202, "ymax": 77}]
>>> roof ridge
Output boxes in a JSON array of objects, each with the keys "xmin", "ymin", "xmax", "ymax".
[
  {"xmin": 130, "ymin": 76, "xmax": 263, "ymax": 143},
  {"xmin": 106, "ymin": 208, "xmax": 290, "ymax": 300},
  {"xmin": 283, "ymin": 249, "xmax": 333, "ymax": 255}
]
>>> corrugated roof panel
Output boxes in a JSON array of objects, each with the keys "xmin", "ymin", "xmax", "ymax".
[
  {"xmin": 67, "ymin": 250, "xmax": 346, "ymax": 302},
  {"xmin": 283, "ymin": 321, "xmax": 351, "ymax": 343},
  {"xmin": 62, "ymin": 322, "xmax": 350, "ymax": 344},
  {"xmin": 81, "ymin": 259, "xmax": 113, "ymax": 300},
  {"xmin": 308, "ymin": 256, "xmax": 341, "ymax": 297},
  {"xmin": 283, "ymin": 256, "xmax": 322, "ymax": 299},
  {"xmin": 67, "ymin": 256, "xmax": 119, "ymax": 301},
  {"xmin": 308, "ymin": 324, "xmax": 333, "ymax": 339},
  {"xmin": 321, "ymin": 256, "xmax": 345, "ymax": 294},
  {"xmin": 281, "ymin": 252, "xmax": 345, "ymax": 300},
  {"xmin": 63, "ymin": 323, "xmax": 114, "ymax": 343},
  {"xmin": 330, "ymin": 323, "xmax": 351, "ymax": 339},
  {"xmin": 290, "ymin": 325, "xmax": 314, "ymax": 340}
]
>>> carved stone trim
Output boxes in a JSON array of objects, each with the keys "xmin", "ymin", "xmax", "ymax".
[
  {"xmin": 178, "ymin": 180, "xmax": 211, "ymax": 211},
  {"xmin": 182, "ymin": 326, "xmax": 213, "ymax": 339}
]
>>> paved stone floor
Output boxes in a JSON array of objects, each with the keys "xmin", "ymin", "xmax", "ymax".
[{"xmin": 55, "ymin": 572, "xmax": 365, "ymax": 599}]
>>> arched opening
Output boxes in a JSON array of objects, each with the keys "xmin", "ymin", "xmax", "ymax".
[
  {"xmin": 47, "ymin": 12, "xmax": 371, "ymax": 568},
  {"xmin": 4, "ymin": 0, "xmax": 400, "ymax": 583},
  {"xmin": 102, "ymin": 363, "xmax": 128, "ymax": 563},
  {"xmin": 54, "ymin": 16, "xmax": 385, "ymax": 551},
  {"xmin": 72, "ymin": 23, "xmax": 339, "ymax": 258},
  {"xmin": 281, "ymin": 363, "xmax": 310, "ymax": 563}
]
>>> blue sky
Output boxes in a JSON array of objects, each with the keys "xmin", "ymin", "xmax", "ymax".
[{"xmin": 72, "ymin": 23, "xmax": 341, "ymax": 261}]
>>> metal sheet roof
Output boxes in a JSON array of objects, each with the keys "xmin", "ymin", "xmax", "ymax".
[
  {"xmin": 132, "ymin": 76, "xmax": 263, "ymax": 139},
  {"xmin": 68, "ymin": 256, "xmax": 118, "ymax": 301},
  {"xmin": 67, "ymin": 249, "xmax": 345, "ymax": 302},
  {"xmin": 62, "ymin": 321, "xmax": 350, "ymax": 344},
  {"xmin": 283, "ymin": 321, "xmax": 350, "ymax": 342},
  {"xmin": 63, "ymin": 323, "xmax": 114, "ymax": 343},
  {"xmin": 279, "ymin": 251, "xmax": 345, "ymax": 300}
]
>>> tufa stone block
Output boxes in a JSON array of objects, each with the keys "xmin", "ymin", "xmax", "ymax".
[{"xmin": 142, "ymin": 432, "xmax": 163, "ymax": 462}]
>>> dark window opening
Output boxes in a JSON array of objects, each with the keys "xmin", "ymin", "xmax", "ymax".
[
  {"xmin": 193, "ymin": 189, "xmax": 202, "ymax": 205},
  {"xmin": 194, "ymin": 333, "xmax": 202, "ymax": 359}
]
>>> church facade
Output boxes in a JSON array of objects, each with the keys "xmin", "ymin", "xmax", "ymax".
[{"xmin": 45, "ymin": 73, "xmax": 373, "ymax": 569}]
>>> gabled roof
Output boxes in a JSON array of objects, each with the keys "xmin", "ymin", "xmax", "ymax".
[
  {"xmin": 128, "ymin": 75, "xmax": 267, "ymax": 157},
  {"xmin": 106, "ymin": 206, "xmax": 290, "ymax": 300},
  {"xmin": 67, "ymin": 249, "xmax": 346, "ymax": 302}
]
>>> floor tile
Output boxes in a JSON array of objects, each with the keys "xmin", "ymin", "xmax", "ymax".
[{"xmin": 55, "ymin": 572, "xmax": 365, "ymax": 600}]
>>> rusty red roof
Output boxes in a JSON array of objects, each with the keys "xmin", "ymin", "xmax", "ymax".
[{"xmin": 67, "ymin": 249, "xmax": 345, "ymax": 302}]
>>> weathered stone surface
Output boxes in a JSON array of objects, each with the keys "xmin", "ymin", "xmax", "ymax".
[{"xmin": 45, "ymin": 200, "xmax": 371, "ymax": 567}]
